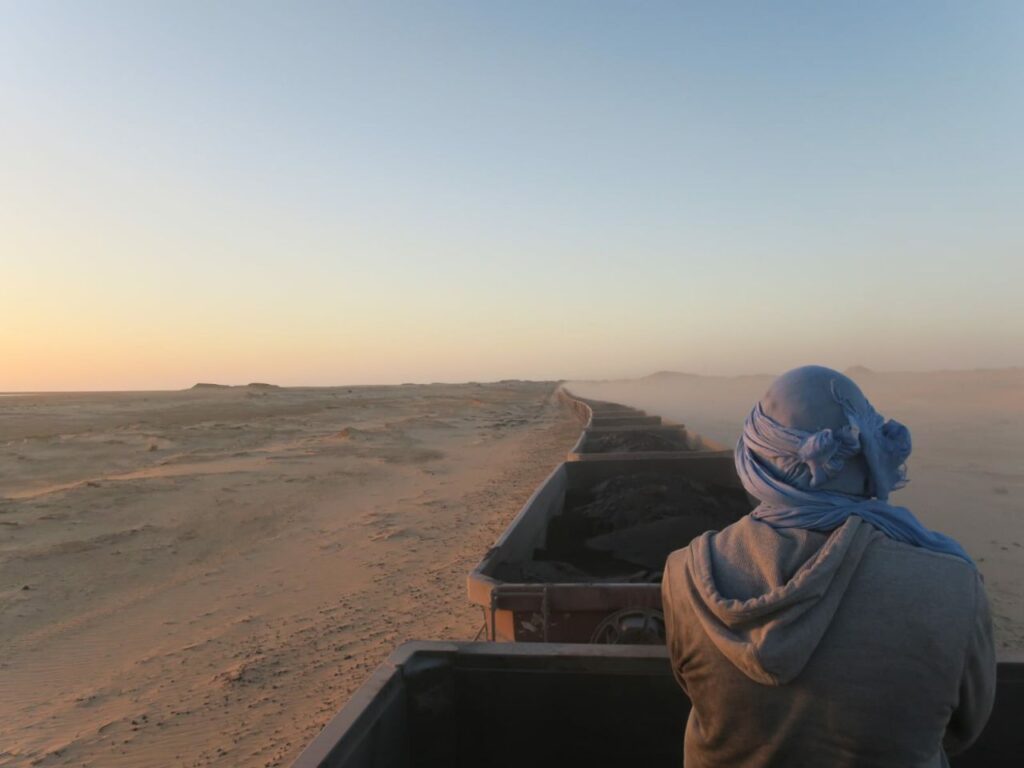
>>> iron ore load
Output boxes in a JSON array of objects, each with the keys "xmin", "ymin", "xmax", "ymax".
[{"xmin": 290, "ymin": 387, "xmax": 1022, "ymax": 768}]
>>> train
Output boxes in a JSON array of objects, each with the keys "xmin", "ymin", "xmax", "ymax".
[{"xmin": 290, "ymin": 387, "xmax": 1023, "ymax": 767}]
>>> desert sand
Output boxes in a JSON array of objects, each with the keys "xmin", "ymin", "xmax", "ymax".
[
  {"xmin": 568, "ymin": 368, "xmax": 1024, "ymax": 655},
  {"xmin": 0, "ymin": 382, "xmax": 579, "ymax": 767},
  {"xmin": 5, "ymin": 370, "xmax": 1021, "ymax": 767}
]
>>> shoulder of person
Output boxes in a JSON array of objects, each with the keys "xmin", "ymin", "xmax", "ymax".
[{"xmin": 873, "ymin": 535, "xmax": 977, "ymax": 573}]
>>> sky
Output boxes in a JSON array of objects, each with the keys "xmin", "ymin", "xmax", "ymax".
[{"xmin": 2, "ymin": 1, "xmax": 1022, "ymax": 390}]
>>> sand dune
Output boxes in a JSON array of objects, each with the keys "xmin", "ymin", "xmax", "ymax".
[
  {"xmin": 0, "ymin": 382, "xmax": 579, "ymax": 767},
  {"xmin": 568, "ymin": 368, "xmax": 1024, "ymax": 655}
]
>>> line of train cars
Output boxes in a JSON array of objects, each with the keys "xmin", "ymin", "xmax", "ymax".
[{"xmin": 291, "ymin": 388, "xmax": 1022, "ymax": 768}]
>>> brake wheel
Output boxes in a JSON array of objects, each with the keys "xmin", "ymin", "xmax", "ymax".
[{"xmin": 590, "ymin": 608, "xmax": 666, "ymax": 644}]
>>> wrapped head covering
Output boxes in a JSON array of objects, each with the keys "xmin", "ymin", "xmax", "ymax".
[{"xmin": 735, "ymin": 366, "xmax": 971, "ymax": 563}]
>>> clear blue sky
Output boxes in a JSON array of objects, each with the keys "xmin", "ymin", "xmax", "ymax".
[{"xmin": 2, "ymin": 1, "xmax": 1021, "ymax": 389}]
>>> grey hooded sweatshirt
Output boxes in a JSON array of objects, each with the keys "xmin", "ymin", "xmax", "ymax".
[{"xmin": 662, "ymin": 515, "xmax": 995, "ymax": 768}]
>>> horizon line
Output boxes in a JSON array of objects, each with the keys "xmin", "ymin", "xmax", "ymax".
[{"xmin": 3, "ymin": 365, "xmax": 1022, "ymax": 395}]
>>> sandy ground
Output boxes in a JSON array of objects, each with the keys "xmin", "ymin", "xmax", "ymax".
[
  {"xmin": 0, "ymin": 382, "xmax": 579, "ymax": 767},
  {"xmin": 568, "ymin": 368, "xmax": 1024, "ymax": 655}
]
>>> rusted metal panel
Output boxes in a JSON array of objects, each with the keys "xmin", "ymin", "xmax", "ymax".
[
  {"xmin": 467, "ymin": 456, "xmax": 748, "ymax": 643},
  {"xmin": 567, "ymin": 424, "xmax": 731, "ymax": 462},
  {"xmin": 291, "ymin": 642, "xmax": 1024, "ymax": 768}
]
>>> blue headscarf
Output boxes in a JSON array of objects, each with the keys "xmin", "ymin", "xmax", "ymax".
[{"xmin": 735, "ymin": 375, "xmax": 972, "ymax": 564}]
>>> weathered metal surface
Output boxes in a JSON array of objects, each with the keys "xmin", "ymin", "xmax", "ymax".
[
  {"xmin": 557, "ymin": 387, "xmax": 656, "ymax": 429},
  {"xmin": 467, "ymin": 456, "xmax": 749, "ymax": 643},
  {"xmin": 567, "ymin": 425, "xmax": 731, "ymax": 462},
  {"xmin": 290, "ymin": 642, "xmax": 1024, "ymax": 768}
]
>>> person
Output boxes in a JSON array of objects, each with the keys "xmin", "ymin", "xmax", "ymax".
[{"xmin": 662, "ymin": 365, "xmax": 995, "ymax": 767}]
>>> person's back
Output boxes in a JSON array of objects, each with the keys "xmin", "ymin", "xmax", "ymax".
[
  {"xmin": 662, "ymin": 366, "xmax": 995, "ymax": 767},
  {"xmin": 663, "ymin": 516, "xmax": 993, "ymax": 767}
]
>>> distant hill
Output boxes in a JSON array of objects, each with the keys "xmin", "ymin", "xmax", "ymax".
[
  {"xmin": 190, "ymin": 382, "xmax": 280, "ymax": 390},
  {"xmin": 641, "ymin": 370, "xmax": 699, "ymax": 381},
  {"xmin": 641, "ymin": 368, "xmax": 882, "ymax": 382},
  {"xmin": 843, "ymin": 365, "xmax": 876, "ymax": 378}
]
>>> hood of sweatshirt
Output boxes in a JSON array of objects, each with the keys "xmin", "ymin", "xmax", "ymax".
[{"xmin": 667, "ymin": 514, "xmax": 879, "ymax": 685}]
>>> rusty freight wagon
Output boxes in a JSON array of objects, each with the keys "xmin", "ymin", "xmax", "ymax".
[
  {"xmin": 289, "ymin": 641, "xmax": 1024, "ymax": 768},
  {"xmin": 588, "ymin": 412, "xmax": 662, "ymax": 428},
  {"xmin": 558, "ymin": 387, "xmax": 727, "ymax": 461},
  {"xmin": 466, "ymin": 455, "xmax": 752, "ymax": 643},
  {"xmin": 557, "ymin": 388, "xmax": 661, "ymax": 429},
  {"xmin": 566, "ymin": 424, "xmax": 730, "ymax": 462}
]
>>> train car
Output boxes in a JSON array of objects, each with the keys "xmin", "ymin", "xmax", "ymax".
[
  {"xmin": 588, "ymin": 413, "xmax": 663, "ymax": 428},
  {"xmin": 557, "ymin": 387, "xmax": 660, "ymax": 429},
  {"xmin": 289, "ymin": 641, "xmax": 1024, "ymax": 768},
  {"xmin": 566, "ymin": 424, "xmax": 730, "ymax": 462},
  {"xmin": 467, "ymin": 456, "xmax": 751, "ymax": 643}
]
